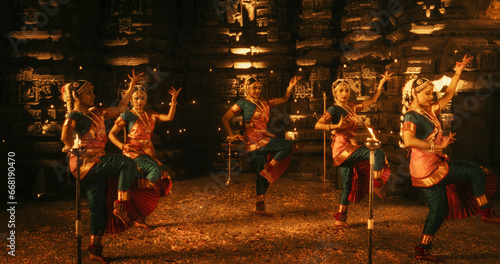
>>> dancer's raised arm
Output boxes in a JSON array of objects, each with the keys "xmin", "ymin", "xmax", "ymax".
[
  {"xmin": 105, "ymin": 70, "xmax": 144, "ymax": 119},
  {"xmin": 157, "ymin": 87, "xmax": 182, "ymax": 121},
  {"xmin": 360, "ymin": 71, "xmax": 392, "ymax": 109},
  {"xmin": 436, "ymin": 55, "xmax": 473, "ymax": 112},
  {"xmin": 269, "ymin": 76, "xmax": 302, "ymax": 106}
]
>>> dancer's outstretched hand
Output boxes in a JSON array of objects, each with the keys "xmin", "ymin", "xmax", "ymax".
[
  {"xmin": 169, "ymin": 86, "xmax": 182, "ymax": 103},
  {"xmin": 455, "ymin": 55, "xmax": 473, "ymax": 73},
  {"xmin": 380, "ymin": 71, "xmax": 393, "ymax": 81},
  {"xmin": 286, "ymin": 76, "xmax": 303, "ymax": 94},
  {"xmin": 439, "ymin": 132, "xmax": 456, "ymax": 150},
  {"xmin": 128, "ymin": 69, "xmax": 145, "ymax": 84}
]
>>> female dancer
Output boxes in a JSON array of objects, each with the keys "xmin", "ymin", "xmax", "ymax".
[
  {"xmin": 108, "ymin": 85, "xmax": 182, "ymax": 226},
  {"xmin": 221, "ymin": 75, "xmax": 301, "ymax": 216},
  {"xmin": 401, "ymin": 55, "xmax": 499, "ymax": 262},
  {"xmin": 60, "ymin": 70, "xmax": 149, "ymax": 263},
  {"xmin": 315, "ymin": 72, "xmax": 392, "ymax": 227}
]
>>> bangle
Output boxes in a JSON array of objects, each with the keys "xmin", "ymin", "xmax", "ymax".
[
  {"xmin": 452, "ymin": 73, "xmax": 461, "ymax": 79},
  {"xmin": 169, "ymin": 102, "xmax": 177, "ymax": 106},
  {"xmin": 125, "ymin": 92, "xmax": 133, "ymax": 97},
  {"xmin": 429, "ymin": 141, "xmax": 434, "ymax": 152},
  {"xmin": 327, "ymin": 124, "xmax": 331, "ymax": 131}
]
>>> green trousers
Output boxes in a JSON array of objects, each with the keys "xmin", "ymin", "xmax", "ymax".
[
  {"xmin": 338, "ymin": 146, "xmax": 386, "ymax": 205},
  {"xmin": 421, "ymin": 160, "xmax": 487, "ymax": 237},
  {"xmin": 135, "ymin": 154, "xmax": 162, "ymax": 183},
  {"xmin": 82, "ymin": 154, "xmax": 141, "ymax": 235},
  {"xmin": 252, "ymin": 137, "xmax": 292, "ymax": 196}
]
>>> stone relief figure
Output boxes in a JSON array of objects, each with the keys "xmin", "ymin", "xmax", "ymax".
[
  {"xmin": 22, "ymin": 7, "xmax": 39, "ymax": 26},
  {"xmin": 223, "ymin": 0, "xmax": 261, "ymax": 26},
  {"xmin": 20, "ymin": 81, "xmax": 37, "ymax": 103},
  {"xmin": 225, "ymin": 0, "xmax": 242, "ymax": 25},
  {"xmin": 476, "ymin": 50, "xmax": 497, "ymax": 69}
]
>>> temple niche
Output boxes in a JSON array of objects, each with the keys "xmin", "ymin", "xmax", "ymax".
[{"xmin": 1, "ymin": 0, "xmax": 500, "ymax": 197}]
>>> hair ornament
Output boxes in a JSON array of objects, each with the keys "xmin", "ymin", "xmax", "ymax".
[{"xmin": 413, "ymin": 78, "xmax": 431, "ymax": 93}]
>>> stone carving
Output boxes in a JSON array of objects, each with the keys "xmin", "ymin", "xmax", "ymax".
[
  {"xmin": 47, "ymin": 109, "xmax": 57, "ymax": 120},
  {"xmin": 23, "ymin": 7, "xmax": 40, "ymax": 27},
  {"xmin": 310, "ymin": 68, "xmax": 331, "ymax": 81},
  {"xmin": 220, "ymin": 79, "xmax": 242, "ymax": 97},
  {"xmin": 16, "ymin": 67, "xmax": 65, "ymax": 104},
  {"xmin": 476, "ymin": 50, "xmax": 497, "ymax": 70},
  {"xmin": 441, "ymin": 113, "xmax": 454, "ymax": 131},
  {"xmin": 267, "ymin": 27, "xmax": 279, "ymax": 42},
  {"xmin": 294, "ymin": 81, "xmax": 313, "ymax": 98}
]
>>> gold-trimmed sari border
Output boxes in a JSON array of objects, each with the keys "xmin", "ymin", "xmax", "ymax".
[
  {"xmin": 411, "ymin": 161, "xmax": 449, "ymax": 187},
  {"xmin": 333, "ymin": 144, "xmax": 361, "ymax": 166}
]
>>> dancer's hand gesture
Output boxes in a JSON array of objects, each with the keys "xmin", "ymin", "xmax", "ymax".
[
  {"xmin": 286, "ymin": 76, "xmax": 303, "ymax": 94},
  {"xmin": 128, "ymin": 70, "xmax": 145, "ymax": 84},
  {"xmin": 169, "ymin": 87, "xmax": 182, "ymax": 103},
  {"xmin": 455, "ymin": 55, "xmax": 473, "ymax": 74},
  {"xmin": 439, "ymin": 132, "xmax": 456, "ymax": 150}
]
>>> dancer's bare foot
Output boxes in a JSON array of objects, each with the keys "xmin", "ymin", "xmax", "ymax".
[
  {"xmin": 334, "ymin": 220, "xmax": 349, "ymax": 228},
  {"xmin": 134, "ymin": 221, "xmax": 151, "ymax": 230},
  {"xmin": 89, "ymin": 253, "xmax": 111, "ymax": 263}
]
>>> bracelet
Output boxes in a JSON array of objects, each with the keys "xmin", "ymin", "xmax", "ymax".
[
  {"xmin": 169, "ymin": 102, "xmax": 177, "ymax": 106},
  {"xmin": 452, "ymin": 73, "xmax": 461, "ymax": 79},
  {"xmin": 429, "ymin": 141, "xmax": 434, "ymax": 152},
  {"xmin": 327, "ymin": 124, "xmax": 331, "ymax": 131},
  {"xmin": 125, "ymin": 92, "xmax": 133, "ymax": 97}
]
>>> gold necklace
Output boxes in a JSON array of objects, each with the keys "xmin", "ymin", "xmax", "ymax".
[
  {"xmin": 335, "ymin": 102, "xmax": 355, "ymax": 117},
  {"xmin": 246, "ymin": 97, "xmax": 268, "ymax": 120},
  {"xmin": 74, "ymin": 108, "xmax": 100, "ymax": 128},
  {"xmin": 133, "ymin": 109, "xmax": 152, "ymax": 134}
]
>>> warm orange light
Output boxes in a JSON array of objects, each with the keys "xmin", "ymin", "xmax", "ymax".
[
  {"xmin": 234, "ymin": 61, "xmax": 252, "ymax": 69},
  {"xmin": 367, "ymin": 127, "xmax": 378, "ymax": 141},
  {"xmin": 231, "ymin": 48, "xmax": 251, "ymax": 55}
]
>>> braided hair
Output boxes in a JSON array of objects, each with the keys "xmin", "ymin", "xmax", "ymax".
[
  {"xmin": 60, "ymin": 80, "xmax": 92, "ymax": 113},
  {"xmin": 399, "ymin": 78, "xmax": 433, "ymax": 148}
]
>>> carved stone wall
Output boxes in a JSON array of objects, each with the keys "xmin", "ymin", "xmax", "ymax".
[{"xmin": 1, "ymin": 0, "xmax": 499, "ymax": 192}]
